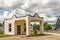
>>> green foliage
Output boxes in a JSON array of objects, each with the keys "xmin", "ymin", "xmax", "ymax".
[
  {"xmin": 33, "ymin": 24, "xmax": 40, "ymax": 30},
  {"xmin": 0, "ymin": 23, "xmax": 3, "ymax": 27},
  {"xmin": 56, "ymin": 18, "xmax": 60, "ymax": 25},
  {"xmin": 0, "ymin": 34, "xmax": 10, "ymax": 37},
  {"xmin": 55, "ymin": 18, "xmax": 60, "ymax": 29},
  {"xmin": 44, "ymin": 22, "xmax": 52, "ymax": 30}
]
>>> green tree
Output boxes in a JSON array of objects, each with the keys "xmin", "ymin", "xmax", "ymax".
[
  {"xmin": 0, "ymin": 23, "xmax": 3, "ymax": 27},
  {"xmin": 55, "ymin": 18, "xmax": 60, "ymax": 30},
  {"xmin": 33, "ymin": 24, "xmax": 40, "ymax": 30},
  {"xmin": 44, "ymin": 22, "xmax": 52, "ymax": 30},
  {"xmin": 33, "ymin": 24, "xmax": 40, "ymax": 35}
]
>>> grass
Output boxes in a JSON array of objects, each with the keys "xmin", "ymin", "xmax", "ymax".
[
  {"xmin": 31, "ymin": 31, "xmax": 40, "ymax": 36},
  {"xmin": 0, "ymin": 34, "xmax": 10, "ymax": 38}
]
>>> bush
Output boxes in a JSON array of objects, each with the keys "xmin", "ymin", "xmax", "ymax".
[
  {"xmin": 0, "ymin": 31, "xmax": 4, "ymax": 34},
  {"xmin": 0, "ymin": 23, "xmax": 3, "ymax": 27},
  {"xmin": 44, "ymin": 22, "xmax": 52, "ymax": 30}
]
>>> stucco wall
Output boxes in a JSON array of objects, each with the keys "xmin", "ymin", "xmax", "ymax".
[{"xmin": 4, "ymin": 19, "xmax": 15, "ymax": 35}]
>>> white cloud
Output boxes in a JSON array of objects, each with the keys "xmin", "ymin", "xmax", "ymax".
[
  {"xmin": 0, "ymin": 0, "xmax": 59, "ymax": 24},
  {"xmin": 21, "ymin": 0, "xmax": 30, "ymax": 10},
  {"xmin": 7, "ymin": 10, "xmax": 16, "ymax": 18},
  {"xmin": 3, "ymin": 11, "xmax": 9, "ymax": 18},
  {"xmin": 42, "ymin": 0, "xmax": 49, "ymax": 5},
  {"xmin": 47, "ymin": 17, "xmax": 57, "ymax": 21},
  {"xmin": 0, "ymin": 0, "xmax": 25, "ymax": 8},
  {"xmin": 0, "ymin": 11, "xmax": 9, "ymax": 23}
]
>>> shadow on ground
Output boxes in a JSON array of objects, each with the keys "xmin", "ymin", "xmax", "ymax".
[{"xmin": 26, "ymin": 34, "xmax": 51, "ymax": 37}]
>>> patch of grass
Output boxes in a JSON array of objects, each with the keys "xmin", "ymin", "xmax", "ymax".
[
  {"xmin": 0, "ymin": 32, "xmax": 4, "ymax": 34},
  {"xmin": 31, "ymin": 31, "xmax": 40, "ymax": 36},
  {"xmin": 0, "ymin": 34, "xmax": 10, "ymax": 38},
  {"xmin": 31, "ymin": 31, "xmax": 40, "ymax": 35}
]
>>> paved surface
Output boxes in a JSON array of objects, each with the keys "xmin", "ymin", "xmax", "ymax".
[
  {"xmin": 0, "ymin": 34, "xmax": 60, "ymax": 40},
  {"xmin": 47, "ymin": 32, "xmax": 60, "ymax": 37}
]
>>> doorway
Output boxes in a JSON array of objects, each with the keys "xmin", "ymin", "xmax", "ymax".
[{"xmin": 17, "ymin": 25, "xmax": 21, "ymax": 35}]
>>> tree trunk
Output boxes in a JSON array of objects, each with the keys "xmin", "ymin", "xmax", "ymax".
[{"xmin": 34, "ymin": 28, "xmax": 37, "ymax": 35}]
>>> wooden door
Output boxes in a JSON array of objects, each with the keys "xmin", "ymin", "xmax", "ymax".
[{"xmin": 17, "ymin": 25, "xmax": 21, "ymax": 35}]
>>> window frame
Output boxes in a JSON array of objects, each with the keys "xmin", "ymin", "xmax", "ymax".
[{"xmin": 8, "ymin": 23, "xmax": 12, "ymax": 32}]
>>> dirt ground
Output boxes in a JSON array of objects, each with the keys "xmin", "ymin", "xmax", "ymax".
[{"xmin": 0, "ymin": 34, "xmax": 60, "ymax": 40}]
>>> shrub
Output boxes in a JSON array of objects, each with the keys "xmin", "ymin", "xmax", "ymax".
[{"xmin": 44, "ymin": 22, "xmax": 52, "ymax": 30}]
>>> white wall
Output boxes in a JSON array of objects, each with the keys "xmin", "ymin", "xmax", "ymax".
[{"xmin": 4, "ymin": 19, "xmax": 15, "ymax": 35}]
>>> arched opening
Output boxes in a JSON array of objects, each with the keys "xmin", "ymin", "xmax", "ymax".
[
  {"xmin": 14, "ymin": 20, "xmax": 26, "ymax": 35},
  {"xmin": 14, "ymin": 19, "xmax": 43, "ymax": 36},
  {"xmin": 31, "ymin": 22, "xmax": 40, "ymax": 35}
]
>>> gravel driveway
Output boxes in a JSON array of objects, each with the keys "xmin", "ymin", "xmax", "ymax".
[{"xmin": 0, "ymin": 34, "xmax": 60, "ymax": 40}]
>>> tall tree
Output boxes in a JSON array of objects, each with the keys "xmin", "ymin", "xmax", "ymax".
[{"xmin": 55, "ymin": 18, "xmax": 60, "ymax": 29}]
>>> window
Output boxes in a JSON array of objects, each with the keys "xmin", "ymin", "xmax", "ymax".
[
  {"xmin": 9, "ymin": 23, "xmax": 12, "ymax": 32},
  {"xmin": 24, "ymin": 23, "xmax": 26, "ymax": 32}
]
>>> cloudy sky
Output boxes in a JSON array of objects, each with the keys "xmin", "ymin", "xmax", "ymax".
[{"xmin": 0, "ymin": 0, "xmax": 59, "ymax": 24}]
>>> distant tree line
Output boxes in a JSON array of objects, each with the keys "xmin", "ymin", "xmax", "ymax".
[
  {"xmin": 44, "ymin": 22, "xmax": 52, "ymax": 30},
  {"xmin": 0, "ymin": 23, "xmax": 3, "ymax": 27},
  {"xmin": 32, "ymin": 22, "xmax": 52, "ymax": 31}
]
